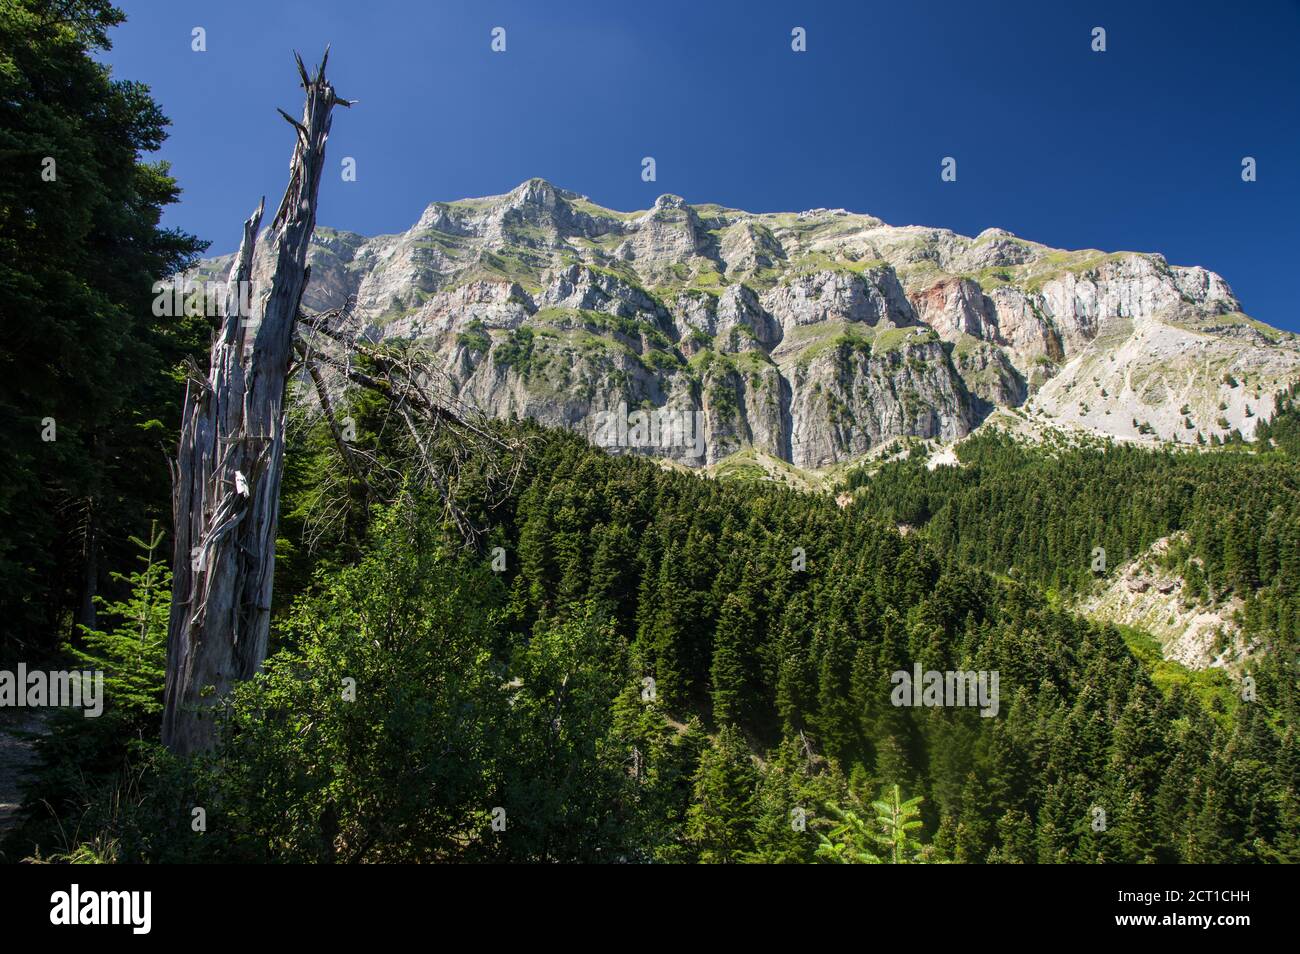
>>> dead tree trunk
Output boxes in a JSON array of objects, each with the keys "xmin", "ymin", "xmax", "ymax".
[{"xmin": 163, "ymin": 52, "xmax": 351, "ymax": 754}]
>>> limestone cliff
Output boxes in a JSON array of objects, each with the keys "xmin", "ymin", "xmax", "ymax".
[{"xmin": 194, "ymin": 178, "xmax": 1300, "ymax": 468}]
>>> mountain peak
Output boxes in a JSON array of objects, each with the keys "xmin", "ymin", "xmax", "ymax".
[
  {"xmin": 654, "ymin": 193, "xmax": 688, "ymax": 210},
  {"xmin": 507, "ymin": 177, "xmax": 573, "ymax": 208},
  {"xmin": 197, "ymin": 183, "xmax": 1298, "ymax": 466}
]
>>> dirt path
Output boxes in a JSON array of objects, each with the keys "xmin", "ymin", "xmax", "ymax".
[{"xmin": 0, "ymin": 708, "xmax": 51, "ymax": 849}]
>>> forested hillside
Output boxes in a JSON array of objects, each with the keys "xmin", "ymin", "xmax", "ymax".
[
  {"xmin": 9, "ymin": 410, "xmax": 1299, "ymax": 862},
  {"xmin": 842, "ymin": 397, "xmax": 1300, "ymax": 651}
]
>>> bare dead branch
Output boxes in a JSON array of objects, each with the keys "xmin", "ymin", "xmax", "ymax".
[
  {"xmin": 288, "ymin": 301, "xmax": 529, "ymax": 556},
  {"xmin": 163, "ymin": 52, "xmax": 349, "ymax": 755}
]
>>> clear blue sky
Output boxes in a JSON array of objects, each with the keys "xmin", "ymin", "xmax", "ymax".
[{"xmin": 105, "ymin": 0, "xmax": 1300, "ymax": 330}]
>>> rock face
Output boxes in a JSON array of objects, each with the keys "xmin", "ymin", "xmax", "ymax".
[
  {"xmin": 1079, "ymin": 535, "xmax": 1249, "ymax": 670},
  {"xmin": 195, "ymin": 178, "xmax": 1300, "ymax": 468}
]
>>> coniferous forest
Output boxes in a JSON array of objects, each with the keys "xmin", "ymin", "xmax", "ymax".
[
  {"xmin": 8, "ymin": 408, "xmax": 1300, "ymax": 863},
  {"xmin": 2, "ymin": 1, "xmax": 1299, "ymax": 879}
]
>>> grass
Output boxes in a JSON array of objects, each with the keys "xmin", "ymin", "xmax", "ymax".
[
  {"xmin": 1018, "ymin": 250, "xmax": 1134, "ymax": 293},
  {"xmin": 645, "ymin": 257, "xmax": 733, "ymax": 297},
  {"xmin": 411, "ymin": 228, "xmax": 471, "ymax": 254},
  {"xmin": 568, "ymin": 196, "xmax": 646, "ymax": 223},
  {"xmin": 1168, "ymin": 311, "xmax": 1293, "ymax": 343},
  {"xmin": 951, "ymin": 332, "xmax": 986, "ymax": 357},
  {"xmin": 712, "ymin": 457, "xmax": 768, "ymax": 482},
  {"xmin": 785, "ymin": 251, "xmax": 888, "ymax": 279},
  {"xmin": 780, "ymin": 321, "xmax": 865, "ymax": 364},
  {"xmin": 1115, "ymin": 624, "xmax": 1238, "ymax": 725},
  {"xmin": 873, "ymin": 326, "xmax": 938, "ymax": 353},
  {"xmin": 446, "ymin": 245, "xmax": 549, "ymax": 293},
  {"xmin": 961, "ymin": 266, "xmax": 1017, "ymax": 291}
]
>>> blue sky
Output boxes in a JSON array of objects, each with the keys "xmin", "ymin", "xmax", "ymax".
[{"xmin": 105, "ymin": 0, "xmax": 1300, "ymax": 330}]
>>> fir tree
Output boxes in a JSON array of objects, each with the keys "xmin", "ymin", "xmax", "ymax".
[
  {"xmin": 71, "ymin": 523, "xmax": 170, "ymax": 716},
  {"xmin": 685, "ymin": 724, "xmax": 759, "ymax": 863}
]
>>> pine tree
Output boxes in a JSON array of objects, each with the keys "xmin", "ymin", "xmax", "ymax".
[
  {"xmin": 816, "ymin": 784, "xmax": 932, "ymax": 863},
  {"xmin": 71, "ymin": 523, "xmax": 170, "ymax": 716},
  {"xmin": 685, "ymin": 724, "xmax": 759, "ymax": 863},
  {"xmin": 748, "ymin": 738, "xmax": 824, "ymax": 863},
  {"xmin": 0, "ymin": 0, "xmax": 206, "ymax": 656},
  {"xmin": 645, "ymin": 551, "xmax": 693, "ymax": 710},
  {"xmin": 814, "ymin": 804, "xmax": 882, "ymax": 864},
  {"xmin": 990, "ymin": 808, "xmax": 1035, "ymax": 863},
  {"xmin": 873, "ymin": 783, "xmax": 928, "ymax": 863},
  {"xmin": 710, "ymin": 591, "xmax": 753, "ymax": 726}
]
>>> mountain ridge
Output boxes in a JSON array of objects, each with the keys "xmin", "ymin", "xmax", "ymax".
[{"xmin": 196, "ymin": 177, "xmax": 1300, "ymax": 469}]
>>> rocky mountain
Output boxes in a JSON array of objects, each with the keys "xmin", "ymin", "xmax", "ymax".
[{"xmin": 197, "ymin": 178, "xmax": 1300, "ymax": 469}]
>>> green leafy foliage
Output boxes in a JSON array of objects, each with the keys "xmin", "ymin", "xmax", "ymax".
[
  {"xmin": 1257, "ymin": 381, "xmax": 1300, "ymax": 456},
  {"xmin": 4, "ymin": 526, "xmax": 172, "ymax": 861},
  {"xmin": 685, "ymin": 724, "xmax": 759, "ymax": 862},
  {"xmin": 843, "ymin": 428, "xmax": 1300, "ymax": 649},
  {"xmin": 71, "ymin": 523, "xmax": 169, "ymax": 716},
  {"xmin": 15, "ymin": 414, "xmax": 1300, "ymax": 863},
  {"xmin": 815, "ymin": 804, "xmax": 882, "ymax": 863},
  {"xmin": 0, "ymin": 0, "xmax": 207, "ymax": 660},
  {"xmin": 493, "ymin": 326, "xmax": 536, "ymax": 374}
]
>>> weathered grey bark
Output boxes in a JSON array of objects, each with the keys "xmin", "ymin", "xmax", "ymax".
[{"xmin": 163, "ymin": 53, "xmax": 351, "ymax": 754}]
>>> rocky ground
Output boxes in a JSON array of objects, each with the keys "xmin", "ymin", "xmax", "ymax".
[{"xmin": 1078, "ymin": 535, "xmax": 1248, "ymax": 670}]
